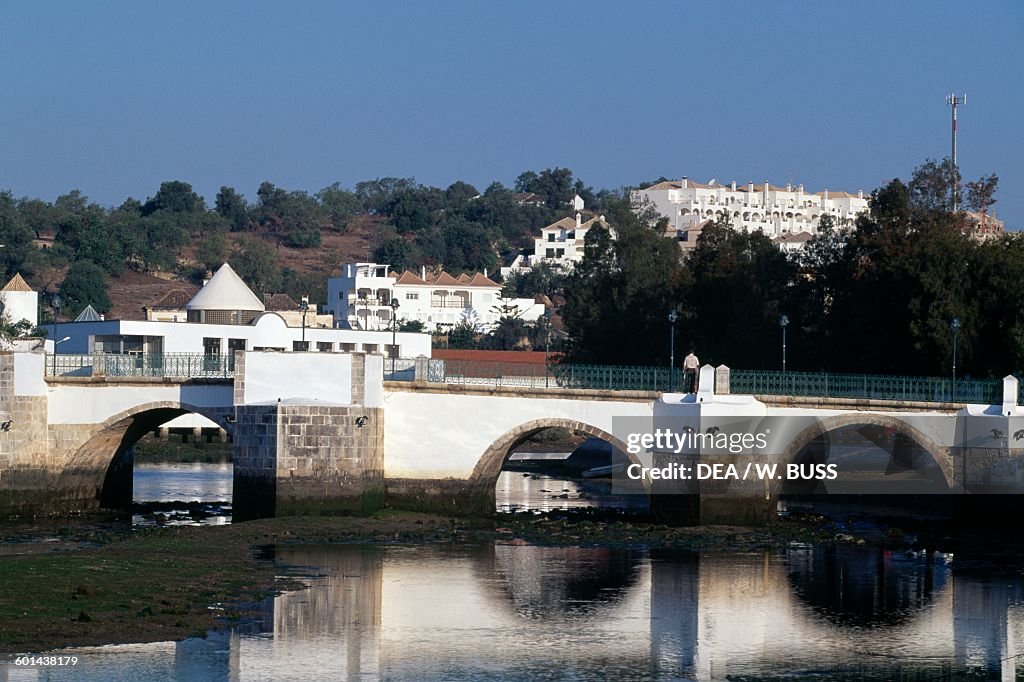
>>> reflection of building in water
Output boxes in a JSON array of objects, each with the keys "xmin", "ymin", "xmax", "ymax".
[
  {"xmin": 953, "ymin": 574, "xmax": 1024, "ymax": 678},
  {"xmin": 649, "ymin": 550, "xmax": 698, "ymax": 676},
  {"xmin": 31, "ymin": 544, "xmax": 1024, "ymax": 679},
  {"xmin": 236, "ymin": 546, "xmax": 383, "ymax": 680}
]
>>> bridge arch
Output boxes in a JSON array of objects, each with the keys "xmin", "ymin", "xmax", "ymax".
[
  {"xmin": 776, "ymin": 413, "xmax": 953, "ymax": 492},
  {"xmin": 56, "ymin": 401, "xmax": 234, "ymax": 511},
  {"xmin": 469, "ymin": 418, "xmax": 648, "ymax": 505}
]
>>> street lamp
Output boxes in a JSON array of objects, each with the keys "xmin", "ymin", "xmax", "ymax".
[
  {"xmin": 544, "ymin": 308, "xmax": 553, "ymax": 388},
  {"xmin": 51, "ymin": 293, "xmax": 61, "ymax": 347},
  {"xmin": 668, "ymin": 309, "xmax": 679, "ymax": 391},
  {"xmin": 951, "ymin": 317, "xmax": 961, "ymax": 401},
  {"xmin": 300, "ymin": 296, "xmax": 309, "ymax": 347},
  {"xmin": 52, "ymin": 336, "xmax": 70, "ymax": 376},
  {"xmin": 389, "ymin": 297, "xmax": 400, "ymax": 377},
  {"xmin": 779, "ymin": 314, "xmax": 789, "ymax": 374}
]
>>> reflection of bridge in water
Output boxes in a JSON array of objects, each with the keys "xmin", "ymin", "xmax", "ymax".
[{"xmin": 32, "ymin": 543, "xmax": 1024, "ymax": 679}]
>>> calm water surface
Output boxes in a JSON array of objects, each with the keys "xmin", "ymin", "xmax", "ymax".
[
  {"xmin": 7, "ymin": 464, "xmax": 1024, "ymax": 679},
  {"xmin": 14, "ymin": 543, "xmax": 1024, "ymax": 680}
]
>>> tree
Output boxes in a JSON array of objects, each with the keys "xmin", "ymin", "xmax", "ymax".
[
  {"xmin": 215, "ymin": 186, "xmax": 249, "ymax": 231},
  {"xmin": 398, "ymin": 319, "xmax": 426, "ymax": 333},
  {"xmin": 229, "ymin": 237, "xmax": 279, "ymax": 293},
  {"xmin": 196, "ymin": 231, "xmax": 228, "ymax": 274},
  {"xmin": 965, "ymin": 173, "xmax": 998, "ymax": 215},
  {"xmin": 562, "ymin": 206, "xmax": 687, "ymax": 365},
  {"xmin": 317, "ymin": 183, "xmax": 361, "ymax": 232},
  {"xmin": 480, "ymin": 316, "xmax": 530, "ymax": 350},
  {"xmin": 354, "ymin": 177, "xmax": 417, "ymax": 215},
  {"xmin": 0, "ymin": 191, "xmax": 38, "ymax": 280},
  {"xmin": 59, "ymin": 260, "xmax": 111, "ymax": 316},
  {"xmin": 447, "ymin": 320, "xmax": 479, "ymax": 349},
  {"xmin": 142, "ymin": 181, "xmax": 205, "ymax": 216},
  {"xmin": 373, "ymin": 237, "xmax": 414, "ymax": 272}
]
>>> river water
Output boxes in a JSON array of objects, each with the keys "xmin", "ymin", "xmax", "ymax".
[{"xmin": 6, "ymin": 464, "xmax": 1024, "ymax": 679}]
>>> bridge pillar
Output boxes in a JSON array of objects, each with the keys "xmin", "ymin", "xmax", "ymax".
[
  {"xmin": 232, "ymin": 352, "xmax": 385, "ymax": 520},
  {"xmin": 0, "ymin": 351, "xmax": 53, "ymax": 516}
]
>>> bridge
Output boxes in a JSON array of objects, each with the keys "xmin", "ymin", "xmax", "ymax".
[{"xmin": 2, "ymin": 350, "xmax": 1023, "ymax": 523}]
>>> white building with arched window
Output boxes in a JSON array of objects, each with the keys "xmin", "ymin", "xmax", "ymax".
[{"xmin": 633, "ymin": 177, "xmax": 869, "ymax": 246}]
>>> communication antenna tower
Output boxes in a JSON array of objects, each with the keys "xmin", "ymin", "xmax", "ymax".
[{"xmin": 946, "ymin": 93, "xmax": 966, "ymax": 211}]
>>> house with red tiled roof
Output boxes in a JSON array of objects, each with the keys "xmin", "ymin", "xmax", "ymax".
[
  {"xmin": 527, "ymin": 196, "xmax": 613, "ymax": 269},
  {"xmin": 327, "ymin": 262, "xmax": 546, "ymax": 332},
  {"xmin": 633, "ymin": 176, "xmax": 870, "ymax": 250}
]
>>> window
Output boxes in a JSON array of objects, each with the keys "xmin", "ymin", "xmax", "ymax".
[
  {"xmin": 317, "ymin": 342, "xmax": 334, "ymax": 352},
  {"xmin": 363, "ymin": 344, "xmax": 378, "ymax": 353},
  {"xmin": 385, "ymin": 344, "xmax": 399, "ymax": 358},
  {"xmin": 546, "ymin": 248, "xmax": 555, "ymax": 258},
  {"xmin": 203, "ymin": 337, "xmax": 221, "ymax": 355},
  {"xmin": 292, "ymin": 341, "xmax": 309, "ymax": 352},
  {"xmin": 555, "ymin": 249, "xmax": 564, "ymax": 257},
  {"xmin": 340, "ymin": 343, "xmax": 356, "ymax": 352},
  {"xmin": 405, "ymin": 292, "xmax": 419, "ymax": 300},
  {"xmin": 547, "ymin": 233, "xmax": 555, "ymax": 242}
]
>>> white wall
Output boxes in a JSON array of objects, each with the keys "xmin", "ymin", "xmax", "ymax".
[
  {"xmin": 0, "ymin": 290, "xmax": 38, "ymax": 328},
  {"xmin": 382, "ymin": 390, "xmax": 654, "ymax": 478},
  {"xmin": 241, "ymin": 352, "xmax": 353, "ymax": 405},
  {"xmin": 56, "ymin": 314, "xmax": 431, "ymax": 358}
]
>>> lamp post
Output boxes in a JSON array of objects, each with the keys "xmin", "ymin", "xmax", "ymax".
[
  {"xmin": 51, "ymin": 293, "xmax": 61, "ymax": 347},
  {"xmin": 951, "ymin": 317, "xmax": 960, "ymax": 401},
  {"xmin": 389, "ymin": 297, "xmax": 400, "ymax": 377},
  {"xmin": 51, "ymin": 293, "xmax": 62, "ymax": 374},
  {"xmin": 668, "ymin": 309, "xmax": 678, "ymax": 391},
  {"xmin": 300, "ymin": 296, "xmax": 309, "ymax": 347},
  {"xmin": 544, "ymin": 308, "xmax": 552, "ymax": 388},
  {"xmin": 52, "ymin": 336, "xmax": 70, "ymax": 376},
  {"xmin": 779, "ymin": 314, "xmax": 789, "ymax": 374}
]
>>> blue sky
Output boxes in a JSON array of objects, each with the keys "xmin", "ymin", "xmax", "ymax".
[{"xmin": 2, "ymin": 1, "xmax": 1022, "ymax": 226}]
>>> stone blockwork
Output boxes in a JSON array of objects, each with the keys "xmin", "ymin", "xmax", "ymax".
[
  {"xmin": 0, "ymin": 352, "xmax": 52, "ymax": 515},
  {"xmin": 233, "ymin": 403, "xmax": 384, "ymax": 519}
]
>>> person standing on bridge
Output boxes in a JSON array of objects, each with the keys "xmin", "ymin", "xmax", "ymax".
[{"xmin": 683, "ymin": 349, "xmax": 699, "ymax": 393}]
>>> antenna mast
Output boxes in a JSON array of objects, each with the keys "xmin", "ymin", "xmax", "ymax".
[{"xmin": 946, "ymin": 93, "xmax": 966, "ymax": 211}]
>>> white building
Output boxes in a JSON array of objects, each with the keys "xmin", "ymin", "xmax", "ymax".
[
  {"xmin": 327, "ymin": 263, "xmax": 545, "ymax": 332},
  {"xmin": 0, "ymin": 273, "xmax": 38, "ymax": 329},
  {"xmin": 57, "ymin": 263, "xmax": 432, "ymax": 359},
  {"xmin": 634, "ymin": 177, "xmax": 870, "ymax": 245},
  {"xmin": 527, "ymin": 213, "xmax": 611, "ymax": 269}
]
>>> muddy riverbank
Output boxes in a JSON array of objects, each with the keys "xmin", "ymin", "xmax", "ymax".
[{"xmin": 0, "ymin": 509, "xmax": 943, "ymax": 655}]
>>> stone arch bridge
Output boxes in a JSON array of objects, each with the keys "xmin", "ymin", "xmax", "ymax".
[{"xmin": 2, "ymin": 351, "xmax": 1022, "ymax": 523}]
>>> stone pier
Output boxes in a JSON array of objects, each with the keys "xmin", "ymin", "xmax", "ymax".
[{"xmin": 232, "ymin": 352, "xmax": 386, "ymax": 519}]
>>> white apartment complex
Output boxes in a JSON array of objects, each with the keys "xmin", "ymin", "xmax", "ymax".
[
  {"xmin": 327, "ymin": 263, "xmax": 545, "ymax": 332},
  {"xmin": 634, "ymin": 177, "xmax": 870, "ymax": 245}
]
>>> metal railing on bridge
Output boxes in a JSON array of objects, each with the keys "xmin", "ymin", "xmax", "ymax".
[
  {"xmin": 46, "ymin": 353, "xmax": 235, "ymax": 379},
  {"xmin": 728, "ymin": 369, "xmax": 1003, "ymax": 404},
  {"xmin": 388, "ymin": 358, "xmax": 1013, "ymax": 404},
  {"xmin": 385, "ymin": 357, "xmax": 683, "ymax": 391},
  {"xmin": 45, "ymin": 352, "xmax": 1015, "ymax": 405}
]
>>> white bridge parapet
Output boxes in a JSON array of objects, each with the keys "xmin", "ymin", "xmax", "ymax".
[{"xmin": 3, "ymin": 351, "xmax": 1023, "ymax": 520}]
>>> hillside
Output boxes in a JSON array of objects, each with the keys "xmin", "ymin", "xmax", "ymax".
[{"xmin": 94, "ymin": 217, "xmax": 386, "ymax": 320}]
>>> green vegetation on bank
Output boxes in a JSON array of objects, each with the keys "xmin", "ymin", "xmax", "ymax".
[
  {"xmin": 0, "ymin": 511, "xmax": 839, "ymax": 655},
  {"xmin": 131, "ymin": 435, "xmax": 232, "ymax": 464}
]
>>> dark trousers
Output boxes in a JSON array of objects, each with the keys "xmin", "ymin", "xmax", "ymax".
[{"xmin": 683, "ymin": 368, "xmax": 697, "ymax": 393}]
